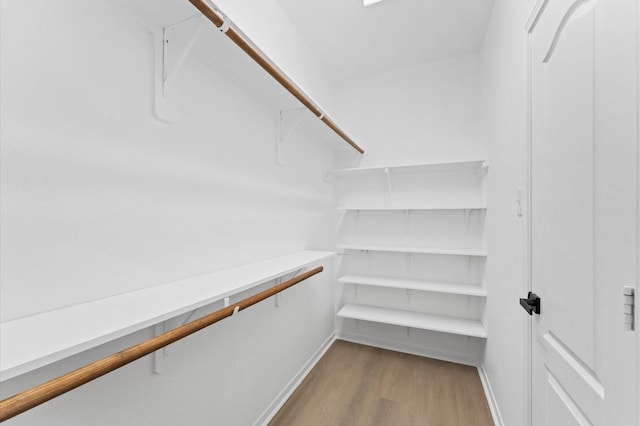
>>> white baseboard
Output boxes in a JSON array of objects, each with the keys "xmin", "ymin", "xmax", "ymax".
[
  {"xmin": 254, "ymin": 332, "xmax": 337, "ymax": 426},
  {"xmin": 478, "ymin": 363, "xmax": 504, "ymax": 426},
  {"xmin": 336, "ymin": 330, "xmax": 480, "ymax": 367}
]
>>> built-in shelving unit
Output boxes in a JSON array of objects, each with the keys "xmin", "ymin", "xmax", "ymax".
[
  {"xmin": 334, "ymin": 159, "xmax": 488, "ymax": 362},
  {"xmin": 337, "ymin": 304, "xmax": 487, "ymax": 338},
  {"xmin": 0, "ymin": 250, "xmax": 333, "ymax": 382}
]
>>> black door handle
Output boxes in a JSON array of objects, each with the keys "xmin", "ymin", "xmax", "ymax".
[{"xmin": 520, "ymin": 292, "xmax": 541, "ymax": 315}]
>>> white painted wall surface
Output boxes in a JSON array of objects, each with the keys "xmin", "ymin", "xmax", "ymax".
[
  {"xmin": 0, "ymin": 0, "xmax": 337, "ymax": 424},
  {"xmin": 479, "ymin": 0, "xmax": 536, "ymax": 424},
  {"xmin": 334, "ymin": 53, "xmax": 487, "ymax": 168}
]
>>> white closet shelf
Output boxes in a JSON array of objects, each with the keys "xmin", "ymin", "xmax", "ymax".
[
  {"xmin": 338, "ymin": 244, "xmax": 487, "ymax": 257},
  {"xmin": 337, "ymin": 205, "xmax": 488, "ymax": 211},
  {"xmin": 337, "ymin": 304, "xmax": 487, "ymax": 338},
  {"xmin": 338, "ymin": 275, "xmax": 487, "ymax": 297},
  {"xmin": 0, "ymin": 250, "xmax": 334, "ymax": 382},
  {"xmin": 334, "ymin": 159, "xmax": 489, "ymax": 175}
]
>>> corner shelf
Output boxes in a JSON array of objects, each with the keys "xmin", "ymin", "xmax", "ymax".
[
  {"xmin": 0, "ymin": 250, "xmax": 334, "ymax": 382},
  {"xmin": 334, "ymin": 159, "xmax": 489, "ymax": 175},
  {"xmin": 338, "ymin": 275, "xmax": 487, "ymax": 297},
  {"xmin": 338, "ymin": 244, "xmax": 487, "ymax": 257},
  {"xmin": 337, "ymin": 304, "xmax": 487, "ymax": 338}
]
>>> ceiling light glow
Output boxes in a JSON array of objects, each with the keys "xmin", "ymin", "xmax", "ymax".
[{"xmin": 363, "ymin": 0, "xmax": 385, "ymax": 6}]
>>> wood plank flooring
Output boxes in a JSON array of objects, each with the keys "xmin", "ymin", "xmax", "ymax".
[{"xmin": 269, "ymin": 340, "xmax": 493, "ymax": 426}]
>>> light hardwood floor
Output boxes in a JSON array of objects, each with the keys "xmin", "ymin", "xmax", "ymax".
[{"xmin": 269, "ymin": 340, "xmax": 493, "ymax": 426}]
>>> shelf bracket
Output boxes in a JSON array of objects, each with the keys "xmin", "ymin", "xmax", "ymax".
[
  {"xmin": 154, "ymin": 15, "xmax": 204, "ymax": 122},
  {"xmin": 153, "ymin": 317, "xmax": 181, "ymax": 374},
  {"xmin": 464, "ymin": 209, "xmax": 472, "ymax": 232},
  {"xmin": 406, "ymin": 327, "xmax": 411, "ymax": 337},
  {"xmin": 360, "ymin": 249, "xmax": 372, "ymax": 269},
  {"xmin": 383, "ymin": 168, "xmax": 393, "ymax": 205},
  {"xmin": 154, "ymin": 306, "xmax": 200, "ymax": 374},
  {"xmin": 354, "ymin": 210, "xmax": 361, "ymax": 232},
  {"xmin": 181, "ymin": 308, "xmax": 198, "ymax": 326},
  {"xmin": 275, "ymin": 277, "xmax": 282, "ymax": 307},
  {"xmin": 354, "ymin": 284, "xmax": 359, "ymax": 300},
  {"xmin": 403, "ymin": 210, "xmax": 411, "ymax": 234},
  {"xmin": 406, "ymin": 288, "xmax": 411, "ymax": 306},
  {"xmin": 466, "ymin": 255, "xmax": 472, "ymax": 276},
  {"xmin": 405, "ymin": 252, "xmax": 412, "ymax": 270},
  {"xmin": 276, "ymin": 108, "xmax": 308, "ymax": 165},
  {"xmin": 479, "ymin": 161, "xmax": 490, "ymax": 177},
  {"xmin": 275, "ymin": 269, "xmax": 301, "ymax": 307}
]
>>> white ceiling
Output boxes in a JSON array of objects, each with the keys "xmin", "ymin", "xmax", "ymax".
[{"xmin": 276, "ymin": 0, "xmax": 495, "ymax": 82}]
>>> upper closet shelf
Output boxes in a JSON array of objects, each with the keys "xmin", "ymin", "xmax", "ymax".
[
  {"xmin": 119, "ymin": 0, "xmax": 363, "ymax": 154},
  {"xmin": 0, "ymin": 250, "xmax": 334, "ymax": 382},
  {"xmin": 339, "ymin": 244, "xmax": 487, "ymax": 257},
  {"xmin": 334, "ymin": 159, "xmax": 489, "ymax": 175}
]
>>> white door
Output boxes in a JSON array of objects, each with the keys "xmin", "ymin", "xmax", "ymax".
[{"xmin": 527, "ymin": 0, "xmax": 638, "ymax": 425}]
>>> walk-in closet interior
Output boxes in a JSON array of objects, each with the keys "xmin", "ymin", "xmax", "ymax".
[{"xmin": 1, "ymin": 0, "xmax": 639, "ymax": 425}]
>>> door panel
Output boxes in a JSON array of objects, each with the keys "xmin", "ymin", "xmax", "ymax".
[
  {"xmin": 528, "ymin": 0, "xmax": 638, "ymax": 424},
  {"xmin": 545, "ymin": 371, "xmax": 590, "ymax": 425}
]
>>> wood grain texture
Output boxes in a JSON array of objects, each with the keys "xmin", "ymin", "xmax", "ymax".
[{"xmin": 270, "ymin": 340, "xmax": 493, "ymax": 426}]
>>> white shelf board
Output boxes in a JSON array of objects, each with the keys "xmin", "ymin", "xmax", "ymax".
[
  {"xmin": 334, "ymin": 159, "xmax": 488, "ymax": 175},
  {"xmin": 338, "ymin": 275, "xmax": 487, "ymax": 297},
  {"xmin": 337, "ymin": 205, "xmax": 488, "ymax": 211},
  {"xmin": 337, "ymin": 304, "xmax": 487, "ymax": 338},
  {"xmin": 338, "ymin": 244, "xmax": 487, "ymax": 257},
  {"xmin": 0, "ymin": 250, "xmax": 334, "ymax": 382}
]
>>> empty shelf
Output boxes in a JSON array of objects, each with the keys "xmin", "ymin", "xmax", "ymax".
[
  {"xmin": 338, "ymin": 275, "xmax": 487, "ymax": 297},
  {"xmin": 337, "ymin": 304, "xmax": 487, "ymax": 338},
  {"xmin": 338, "ymin": 244, "xmax": 487, "ymax": 257},
  {"xmin": 337, "ymin": 205, "xmax": 487, "ymax": 211},
  {"xmin": 0, "ymin": 250, "xmax": 334, "ymax": 381},
  {"xmin": 334, "ymin": 159, "xmax": 488, "ymax": 175}
]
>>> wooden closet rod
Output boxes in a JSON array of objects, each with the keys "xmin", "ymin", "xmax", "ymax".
[
  {"xmin": 0, "ymin": 266, "xmax": 324, "ymax": 423},
  {"xmin": 187, "ymin": 0, "xmax": 365, "ymax": 154}
]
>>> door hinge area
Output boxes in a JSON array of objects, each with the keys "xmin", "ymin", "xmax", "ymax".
[{"xmin": 623, "ymin": 286, "xmax": 635, "ymax": 331}]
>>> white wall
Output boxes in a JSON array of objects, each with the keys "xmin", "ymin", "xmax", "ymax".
[
  {"xmin": 479, "ymin": 0, "xmax": 536, "ymax": 424},
  {"xmin": 0, "ymin": 0, "xmax": 337, "ymax": 424},
  {"xmin": 334, "ymin": 53, "xmax": 487, "ymax": 168}
]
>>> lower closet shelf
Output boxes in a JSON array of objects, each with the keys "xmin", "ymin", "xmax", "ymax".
[
  {"xmin": 337, "ymin": 304, "xmax": 487, "ymax": 338},
  {"xmin": 0, "ymin": 250, "xmax": 334, "ymax": 382}
]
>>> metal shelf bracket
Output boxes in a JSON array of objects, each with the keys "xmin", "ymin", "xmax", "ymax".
[
  {"xmin": 276, "ymin": 108, "xmax": 308, "ymax": 165},
  {"xmin": 154, "ymin": 15, "xmax": 204, "ymax": 122}
]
